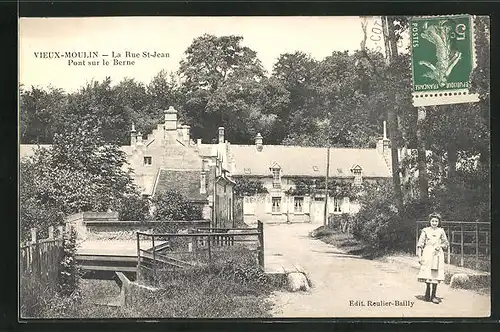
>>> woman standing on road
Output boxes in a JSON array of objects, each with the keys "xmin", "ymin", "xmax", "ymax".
[{"xmin": 417, "ymin": 212, "xmax": 449, "ymax": 304}]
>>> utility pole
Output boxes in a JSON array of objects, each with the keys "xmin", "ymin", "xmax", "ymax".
[
  {"xmin": 323, "ymin": 146, "xmax": 330, "ymax": 227},
  {"xmin": 213, "ymin": 159, "xmax": 218, "ymax": 228}
]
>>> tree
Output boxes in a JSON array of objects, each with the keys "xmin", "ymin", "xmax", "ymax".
[
  {"xmin": 178, "ymin": 34, "xmax": 285, "ymax": 143},
  {"xmin": 19, "ymin": 86, "xmax": 67, "ymax": 144},
  {"xmin": 19, "ymin": 117, "xmax": 138, "ymax": 239},
  {"xmin": 151, "ymin": 190, "xmax": 202, "ymax": 221},
  {"xmin": 272, "ymin": 52, "xmax": 317, "ymax": 142},
  {"xmin": 179, "ymin": 34, "xmax": 265, "ymax": 93},
  {"xmin": 283, "ymin": 50, "xmax": 383, "ymax": 148}
]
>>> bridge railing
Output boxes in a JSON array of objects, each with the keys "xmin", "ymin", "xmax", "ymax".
[{"xmin": 136, "ymin": 221, "xmax": 264, "ymax": 284}]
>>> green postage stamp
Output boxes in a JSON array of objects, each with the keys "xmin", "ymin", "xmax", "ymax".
[{"xmin": 411, "ymin": 15, "xmax": 479, "ymax": 107}]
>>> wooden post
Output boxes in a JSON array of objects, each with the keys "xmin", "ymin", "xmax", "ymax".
[
  {"xmin": 31, "ymin": 228, "xmax": 37, "ymax": 243},
  {"xmin": 460, "ymin": 224, "xmax": 464, "ymax": 267},
  {"xmin": 415, "ymin": 223, "xmax": 419, "ymax": 255},
  {"xmin": 258, "ymin": 220, "xmax": 264, "ymax": 270},
  {"xmin": 48, "ymin": 226, "xmax": 54, "ymax": 240},
  {"xmin": 136, "ymin": 232, "xmax": 141, "ymax": 280},
  {"xmin": 31, "ymin": 228, "xmax": 39, "ymax": 277},
  {"xmin": 486, "ymin": 230, "xmax": 489, "ymax": 255},
  {"xmin": 57, "ymin": 225, "xmax": 64, "ymax": 238},
  {"xmin": 152, "ymin": 234, "xmax": 156, "ymax": 286},
  {"xmin": 324, "ymin": 146, "xmax": 330, "ymax": 227},
  {"xmin": 207, "ymin": 234, "xmax": 212, "ymax": 264},
  {"xmin": 447, "ymin": 229, "xmax": 451, "ymax": 265},
  {"xmin": 475, "ymin": 222, "xmax": 480, "ymax": 270}
]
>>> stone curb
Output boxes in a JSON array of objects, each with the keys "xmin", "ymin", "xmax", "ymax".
[{"xmin": 265, "ymin": 263, "xmax": 312, "ymax": 292}]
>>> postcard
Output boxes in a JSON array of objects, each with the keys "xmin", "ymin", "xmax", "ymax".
[{"xmin": 19, "ymin": 16, "xmax": 491, "ymax": 319}]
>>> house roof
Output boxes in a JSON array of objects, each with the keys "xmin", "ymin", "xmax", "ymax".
[
  {"xmin": 153, "ymin": 169, "xmax": 207, "ymax": 202},
  {"xmin": 197, "ymin": 144, "xmax": 216, "ymax": 157},
  {"xmin": 229, "ymin": 145, "xmax": 391, "ymax": 178}
]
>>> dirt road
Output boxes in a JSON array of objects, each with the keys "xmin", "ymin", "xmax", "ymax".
[{"xmin": 264, "ymin": 223, "xmax": 490, "ymax": 318}]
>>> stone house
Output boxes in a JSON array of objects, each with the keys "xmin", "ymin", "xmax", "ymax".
[
  {"xmin": 19, "ymin": 107, "xmax": 398, "ymax": 227},
  {"xmin": 224, "ymin": 130, "xmax": 393, "ymax": 225},
  {"xmin": 19, "ymin": 107, "xmax": 235, "ymax": 228},
  {"xmin": 120, "ymin": 106, "xmax": 235, "ymax": 228}
]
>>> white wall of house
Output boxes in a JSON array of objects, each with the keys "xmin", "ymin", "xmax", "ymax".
[{"xmin": 241, "ymin": 177, "xmax": 357, "ymax": 225}]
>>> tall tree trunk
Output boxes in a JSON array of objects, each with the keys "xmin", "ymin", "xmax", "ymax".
[
  {"xmin": 416, "ymin": 107, "xmax": 429, "ymax": 203},
  {"xmin": 388, "ymin": 109, "xmax": 404, "ymax": 211},
  {"xmin": 447, "ymin": 143, "xmax": 457, "ymax": 193},
  {"xmin": 383, "ymin": 16, "xmax": 404, "ymax": 212}
]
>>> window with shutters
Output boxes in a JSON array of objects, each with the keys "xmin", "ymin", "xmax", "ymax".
[
  {"xmin": 144, "ymin": 156, "xmax": 152, "ymax": 166},
  {"xmin": 294, "ymin": 197, "xmax": 304, "ymax": 213},
  {"xmin": 272, "ymin": 197, "xmax": 281, "ymax": 213}
]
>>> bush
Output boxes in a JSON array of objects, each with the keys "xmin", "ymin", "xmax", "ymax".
[
  {"xmin": 151, "ymin": 190, "xmax": 202, "ymax": 221},
  {"xmin": 118, "ymin": 194, "xmax": 151, "ymax": 221},
  {"xmin": 351, "ymin": 181, "xmax": 414, "ymax": 254},
  {"xmin": 59, "ymin": 227, "xmax": 81, "ymax": 296},
  {"xmin": 327, "ymin": 213, "xmax": 354, "ymax": 233}
]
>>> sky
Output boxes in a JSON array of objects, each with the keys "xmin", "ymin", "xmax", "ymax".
[{"xmin": 19, "ymin": 16, "xmax": 395, "ymax": 92}]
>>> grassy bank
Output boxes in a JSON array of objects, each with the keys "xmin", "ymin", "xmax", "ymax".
[
  {"xmin": 311, "ymin": 226, "xmax": 491, "ymax": 273},
  {"xmin": 310, "ymin": 226, "xmax": 376, "ymax": 258},
  {"xmin": 24, "ymin": 247, "xmax": 277, "ymax": 319}
]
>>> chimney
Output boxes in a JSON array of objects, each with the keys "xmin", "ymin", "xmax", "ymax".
[
  {"xmin": 137, "ymin": 132, "xmax": 143, "ymax": 145},
  {"xmin": 255, "ymin": 133, "xmax": 263, "ymax": 152},
  {"xmin": 218, "ymin": 127, "xmax": 225, "ymax": 144},
  {"xmin": 164, "ymin": 106, "xmax": 178, "ymax": 131},
  {"xmin": 130, "ymin": 123, "xmax": 137, "ymax": 146}
]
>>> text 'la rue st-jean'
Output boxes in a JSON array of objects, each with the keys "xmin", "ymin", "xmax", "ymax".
[{"xmin": 33, "ymin": 50, "xmax": 170, "ymax": 67}]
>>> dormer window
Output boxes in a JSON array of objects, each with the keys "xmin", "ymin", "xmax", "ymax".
[
  {"xmin": 272, "ymin": 168, "xmax": 281, "ymax": 188},
  {"xmin": 144, "ymin": 156, "xmax": 152, "ymax": 166},
  {"xmin": 351, "ymin": 165, "xmax": 363, "ymax": 186},
  {"xmin": 270, "ymin": 163, "xmax": 281, "ymax": 189}
]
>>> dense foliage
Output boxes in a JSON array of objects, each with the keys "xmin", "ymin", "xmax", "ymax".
[
  {"xmin": 19, "ymin": 117, "xmax": 139, "ymax": 241},
  {"xmin": 59, "ymin": 227, "xmax": 81, "ymax": 296},
  {"xmin": 284, "ymin": 178, "xmax": 363, "ymax": 199},
  {"xmin": 151, "ymin": 190, "xmax": 203, "ymax": 221},
  {"xmin": 233, "ymin": 178, "xmax": 268, "ymax": 196}
]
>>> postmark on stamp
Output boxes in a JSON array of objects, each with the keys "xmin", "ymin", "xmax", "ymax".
[{"xmin": 411, "ymin": 15, "xmax": 479, "ymax": 107}]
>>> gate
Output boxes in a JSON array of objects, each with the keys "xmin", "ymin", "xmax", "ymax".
[{"xmin": 136, "ymin": 221, "xmax": 264, "ymax": 285}]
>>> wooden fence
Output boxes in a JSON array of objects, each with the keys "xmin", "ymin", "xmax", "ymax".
[
  {"xmin": 20, "ymin": 226, "xmax": 67, "ymax": 290},
  {"xmin": 136, "ymin": 221, "xmax": 264, "ymax": 284},
  {"xmin": 20, "ymin": 225, "xmax": 68, "ymax": 316},
  {"xmin": 416, "ymin": 220, "xmax": 490, "ymax": 270}
]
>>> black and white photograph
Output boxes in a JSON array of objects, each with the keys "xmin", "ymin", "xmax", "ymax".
[{"xmin": 18, "ymin": 15, "xmax": 491, "ymax": 319}]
